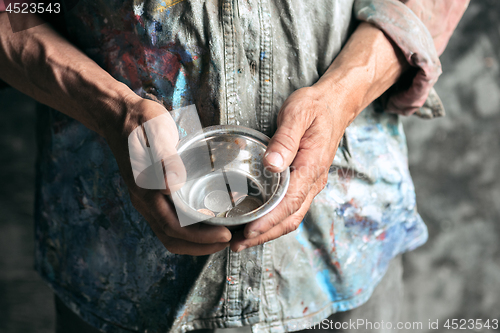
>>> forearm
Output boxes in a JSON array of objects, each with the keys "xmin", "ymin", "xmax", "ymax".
[
  {"xmin": 313, "ymin": 22, "xmax": 408, "ymax": 127},
  {"xmin": 0, "ymin": 13, "xmax": 139, "ymax": 137},
  {"xmin": 237, "ymin": 25, "xmax": 411, "ymax": 249}
]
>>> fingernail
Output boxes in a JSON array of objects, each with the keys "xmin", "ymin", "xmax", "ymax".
[
  {"xmin": 265, "ymin": 152, "xmax": 284, "ymax": 168},
  {"xmin": 236, "ymin": 245, "xmax": 247, "ymax": 253},
  {"xmin": 246, "ymin": 231, "xmax": 259, "ymax": 239},
  {"xmin": 166, "ymin": 172, "xmax": 178, "ymax": 182},
  {"xmin": 219, "ymin": 234, "xmax": 232, "ymax": 243}
]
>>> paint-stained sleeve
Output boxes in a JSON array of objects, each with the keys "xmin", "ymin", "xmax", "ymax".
[{"xmin": 354, "ymin": 0, "xmax": 470, "ymax": 119}]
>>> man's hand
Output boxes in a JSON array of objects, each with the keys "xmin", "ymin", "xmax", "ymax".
[
  {"xmin": 105, "ymin": 98, "xmax": 232, "ymax": 255},
  {"xmin": 0, "ymin": 13, "xmax": 231, "ymax": 256},
  {"xmin": 229, "ymin": 87, "xmax": 346, "ymax": 252},
  {"xmin": 230, "ymin": 22, "xmax": 409, "ymax": 252}
]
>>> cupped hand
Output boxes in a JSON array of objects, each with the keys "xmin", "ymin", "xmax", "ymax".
[
  {"xmin": 230, "ymin": 86, "xmax": 349, "ymax": 252},
  {"xmin": 105, "ymin": 96, "xmax": 232, "ymax": 255}
]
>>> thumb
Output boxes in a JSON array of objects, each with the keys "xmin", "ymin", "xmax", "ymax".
[
  {"xmin": 264, "ymin": 113, "xmax": 306, "ymax": 172},
  {"xmin": 128, "ymin": 112, "xmax": 187, "ymax": 193}
]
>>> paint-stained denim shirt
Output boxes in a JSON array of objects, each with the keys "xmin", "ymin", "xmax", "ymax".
[{"xmin": 35, "ymin": 0, "xmax": 431, "ymax": 332}]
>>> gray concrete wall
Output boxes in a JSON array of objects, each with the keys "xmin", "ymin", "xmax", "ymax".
[
  {"xmin": 0, "ymin": 89, "xmax": 54, "ymax": 332},
  {"xmin": 0, "ymin": 2, "xmax": 499, "ymax": 332},
  {"xmin": 401, "ymin": 1, "xmax": 500, "ymax": 330}
]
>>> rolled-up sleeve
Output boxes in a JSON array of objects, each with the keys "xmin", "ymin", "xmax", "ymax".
[{"xmin": 354, "ymin": 0, "xmax": 469, "ymax": 119}]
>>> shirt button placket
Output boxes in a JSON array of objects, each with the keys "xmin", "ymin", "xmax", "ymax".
[
  {"xmin": 222, "ymin": 0, "xmax": 242, "ymax": 321},
  {"xmin": 222, "ymin": 0, "xmax": 237, "ymax": 126},
  {"xmin": 257, "ymin": 0, "xmax": 273, "ymax": 135}
]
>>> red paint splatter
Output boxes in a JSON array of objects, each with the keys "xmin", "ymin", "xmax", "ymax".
[
  {"xmin": 330, "ymin": 223, "xmax": 336, "ymax": 253},
  {"xmin": 376, "ymin": 231, "xmax": 386, "ymax": 240},
  {"xmin": 121, "ymin": 52, "xmax": 142, "ymax": 88},
  {"xmin": 303, "ymin": 307, "xmax": 308, "ymax": 314},
  {"xmin": 100, "ymin": 28, "xmax": 184, "ymax": 90},
  {"xmin": 354, "ymin": 213, "xmax": 365, "ymax": 223},
  {"xmin": 333, "ymin": 261, "xmax": 341, "ymax": 270},
  {"xmin": 144, "ymin": 48, "xmax": 181, "ymax": 85}
]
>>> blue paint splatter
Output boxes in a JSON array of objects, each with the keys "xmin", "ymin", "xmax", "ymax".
[
  {"xmin": 173, "ymin": 70, "xmax": 188, "ymax": 109},
  {"xmin": 295, "ymin": 223, "xmax": 311, "ymax": 249},
  {"xmin": 315, "ymin": 269, "xmax": 338, "ymax": 301}
]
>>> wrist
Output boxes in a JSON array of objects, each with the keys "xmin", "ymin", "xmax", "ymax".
[
  {"xmin": 312, "ymin": 73, "xmax": 359, "ymax": 130},
  {"xmin": 312, "ymin": 22, "xmax": 408, "ymax": 127},
  {"xmin": 96, "ymin": 82, "xmax": 144, "ymax": 142}
]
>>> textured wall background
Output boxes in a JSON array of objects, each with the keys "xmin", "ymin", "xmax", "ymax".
[
  {"xmin": 400, "ymin": 0, "xmax": 500, "ymax": 330},
  {"xmin": 0, "ymin": 1, "xmax": 499, "ymax": 332},
  {"xmin": 0, "ymin": 89, "xmax": 53, "ymax": 332}
]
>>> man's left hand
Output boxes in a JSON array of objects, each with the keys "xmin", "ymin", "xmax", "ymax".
[
  {"xmin": 230, "ymin": 86, "xmax": 348, "ymax": 252},
  {"xmin": 229, "ymin": 21, "xmax": 416, "ymax": 252}
]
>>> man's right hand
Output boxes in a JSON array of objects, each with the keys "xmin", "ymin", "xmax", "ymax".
[
  {"xmin": 0, "ymin": 13, "xmax": 231, "ymax": 255},
  {"xmin": 104, "ymin": 98, "xmax": 232, "ymax": 256}
]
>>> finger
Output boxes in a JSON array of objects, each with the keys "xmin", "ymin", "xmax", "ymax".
[
  {"xmin": 153, "ymin": 194, "xmax": 233, "ymax": 243},
  {"xmin": 144, "ymin": 113, "xmax": 187, "ymax": 193},
  {"xmin": 264, "ymin": 107, "xmax": 309, "ymax": 172},
  {"xmin": 154, "ymin": 232, "xmax": 230, "ymax": 256},
  {"xmin": 128, "ymin": 125, "xmax": 156, "ymax": 188},
  {"xmin": 132, "ymin": 190, "xmax": 232, "ymax": 244},
  {"xmin": 144, "ymin": 113, "xmax": 179, "ymax": 160},
  {"xmin": 243, "ymin": 146, "xmax": 327, "ymax": 238},
  {"xmin": 166, "ymin": 221, "xmax": 233, "ymax": 244},
  {"xmin": 166, "ymin": 240, "xmax": 229, "ymax": 256},
  {"xmin": 241, "ymin": 168, "xmax": 311, "ymax": 238},
  {"xmin": 244, "ymin": 161, "xmax": 318, "ymax": 238},
  {"xmin": 128, "ymin": 113, "xmax": 187, "ymax": 193},
  {"xmin": 160, "ymin": 153, "xmax": 187, "ymax": 195},
  {"xmin": 230, "ymin": 178, "xmax": 318, "ymax": 252}
]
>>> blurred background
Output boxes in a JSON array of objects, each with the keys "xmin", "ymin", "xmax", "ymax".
[{"xmin": 1, "ymin": 1, "xmax": 499, "ymax": 332}]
